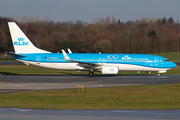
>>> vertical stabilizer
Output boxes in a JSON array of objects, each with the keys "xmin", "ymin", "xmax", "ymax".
[{"xmin": 8, "ymin": 22, "xmax": 51, "ymax": 54}]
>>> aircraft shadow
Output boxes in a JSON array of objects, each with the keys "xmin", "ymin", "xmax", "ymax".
[{"xmin": 0, "ymin": 71, "xmax": 18, "ymax": 75}]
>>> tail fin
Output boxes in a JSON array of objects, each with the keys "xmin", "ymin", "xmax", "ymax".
[{"xmin": 8, "ymin": 22, "xmax": 51, "ymax": 54}]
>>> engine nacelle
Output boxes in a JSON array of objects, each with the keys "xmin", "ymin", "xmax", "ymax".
[{"xmin": 101, "ymin": 66, "xmax": 119, "ymax": 74}]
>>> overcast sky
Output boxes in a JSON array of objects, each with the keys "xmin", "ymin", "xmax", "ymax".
[{"xmin": 0, "ymin": 0, "xmax": 180, "ymax": 23}]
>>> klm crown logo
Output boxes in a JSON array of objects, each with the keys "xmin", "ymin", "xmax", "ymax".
[
  {"xmin": 122, "ymin": 55, "xmax": 131, "ymax": 60},
  {"xmin": 110, "ymin": 68, "xmax": 114, "ymax": 71},
  {"xmin": 18, "ymin": 37, "xmax": 25, "ymax": 41},
  {"xmin": 14, "ymin": 37, "xmax": 28, "ymax": 46}
]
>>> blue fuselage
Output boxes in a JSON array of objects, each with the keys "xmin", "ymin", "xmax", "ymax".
[{"xmin": 14, "ymin": 53, "xmax": 176, "ymax": 69}]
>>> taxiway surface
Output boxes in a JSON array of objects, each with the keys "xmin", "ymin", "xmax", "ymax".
[
  {"xmin": 0, "ymin": 107, "xmax": 180, "ymax": 120},
  {"xmin": 0, "ymin": 75, "xmax": 180, "ymax": 93}
]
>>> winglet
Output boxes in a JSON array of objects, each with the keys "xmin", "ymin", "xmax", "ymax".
[
  {"xmin": 62, "ymin": 49, "xmax": 71, "ymax": 61},
  {"xmin": 67, "ymin": 48, "xmax": 72, "ymax": 53}
]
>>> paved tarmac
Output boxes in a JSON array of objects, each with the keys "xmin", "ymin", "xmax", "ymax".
[
  {"xmin": 0, "ymin": 75, "xmax": 180, "ymax": 120},
  {"xmin": 0, "ymin": 75, "xmax": 180, "ymax": 94},
  {"xmin": 0, "ymin": 107, "xmax": 180, "ymax": 120}
]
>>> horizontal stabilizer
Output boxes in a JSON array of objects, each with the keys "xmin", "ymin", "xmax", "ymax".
[{"xmin": 8, "ymin": 51, "xmax": 26, "ymax": 57}]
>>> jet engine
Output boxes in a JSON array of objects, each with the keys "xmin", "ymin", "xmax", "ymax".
[{"xmin": 101, "ymin": 66, "xmax": 119, "ymax": 74}]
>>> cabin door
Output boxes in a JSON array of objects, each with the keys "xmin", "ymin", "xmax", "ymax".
[
  {"xmin": 36, "ymin": 56, "xmax": 41, "ymax": 64},
  {"xmin": 154, "ymin": 57, "xmax": 159, "ymax": 66}
]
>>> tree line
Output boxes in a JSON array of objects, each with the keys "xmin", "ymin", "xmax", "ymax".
[{"xmin": 0, "ymin": 16, "xmax": 180, "ymax": 54}]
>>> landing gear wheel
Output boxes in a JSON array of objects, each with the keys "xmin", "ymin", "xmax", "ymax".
[
  {"xmin": 157, "ymin": 73, "xmax": 160, "ymax": 77},
  {"xmin": 88, "ymin": 71, "xmax": 94, "ymax": 77}
]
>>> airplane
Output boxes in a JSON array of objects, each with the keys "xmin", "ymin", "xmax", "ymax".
[{"xmin": 8, "ymin": 22, "xmax": 177, "ymax": 77}]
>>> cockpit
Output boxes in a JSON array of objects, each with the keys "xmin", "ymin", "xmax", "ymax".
[{"xmin": 163, "ymin": 59, "xmax": 170, "ymax": 62}]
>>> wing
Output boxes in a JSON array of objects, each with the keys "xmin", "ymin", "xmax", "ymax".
[{"xmin": 61, "ymin": 49, "xmax": 101, "ymax": 69}]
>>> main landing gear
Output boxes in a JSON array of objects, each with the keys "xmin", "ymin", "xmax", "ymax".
[{"xmin": 88, "ymin": 71, "xmax": 94, "ymax": 77}]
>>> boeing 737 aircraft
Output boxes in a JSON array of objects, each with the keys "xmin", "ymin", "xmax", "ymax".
[{"xmin": 8, "ymin": 22, "xmax": 177, "ymax": 77}]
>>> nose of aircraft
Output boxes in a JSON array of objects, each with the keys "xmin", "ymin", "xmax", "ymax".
[{"xmin": 169, "ymin": 61, "xmax": 177, "ymax": 68}]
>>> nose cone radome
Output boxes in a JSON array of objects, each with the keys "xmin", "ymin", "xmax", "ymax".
[{"xmin": 169, "ymin": 61, "xmax": 177, "ymax": 68}]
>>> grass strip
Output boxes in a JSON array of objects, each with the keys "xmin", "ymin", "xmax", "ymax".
[
  {"xmin": 0, "ymin": 58, "xmax": 18, "ymax": 62},
  {"xmin": 0, "ymin": 83, "xmax": 180, "ymax": 109}
]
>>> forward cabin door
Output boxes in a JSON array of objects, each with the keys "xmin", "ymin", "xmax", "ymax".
[{"xmin": 36, "ymin": 56, "xmax": 41, "ymax": 64}]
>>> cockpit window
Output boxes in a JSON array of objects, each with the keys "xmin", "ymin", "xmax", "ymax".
[{"xmin": 163, "ymin": 59, "xmax": 170, "ymax": 62}]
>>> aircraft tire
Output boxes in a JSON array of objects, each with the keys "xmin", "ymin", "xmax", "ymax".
[{"xmin": 88, "ymin": 71, "xmax": 94, "ymax": 77}]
